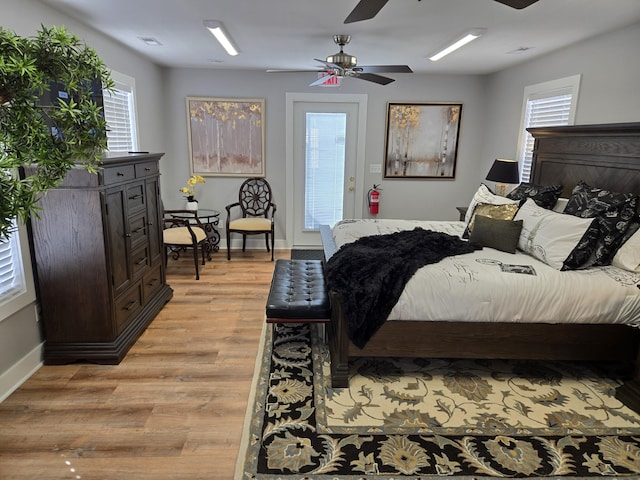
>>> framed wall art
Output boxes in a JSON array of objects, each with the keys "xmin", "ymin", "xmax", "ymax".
[
  {"xmin": 384, "ymin": 102, "xmax": 462, "ymax": 179},
  {"xmin": 186, "ymin": 97, "xmax": 265, "ymax": 177}
]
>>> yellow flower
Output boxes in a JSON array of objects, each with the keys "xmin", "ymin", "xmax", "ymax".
[{"xmin": 180, "ymin": 175, "xmax": 205, "ymax": 200}]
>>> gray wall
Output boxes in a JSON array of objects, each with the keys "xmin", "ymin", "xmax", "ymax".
[
  {"xmin": 2, "ymin": 0, "xmax": 639, "ymax": 397},
  {"xmin": 482, "ymin": 22, "xmax": 640, "ymax": 173},
  {"xmin": 161, "ymin": 68, "xmax": 487, "ymax": 230}
]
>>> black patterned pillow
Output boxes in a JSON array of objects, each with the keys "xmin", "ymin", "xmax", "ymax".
[
  {"xmin": 506, "ymin": 183, "xmax": 563, "ymax": 210},
  {"xmin": 563, "ymin": 181, "xmax": 638, "ymax": 267}
]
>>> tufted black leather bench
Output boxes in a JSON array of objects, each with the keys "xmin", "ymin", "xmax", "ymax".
[{"xmin": 266, "ymin": 259, "xmax": 331, "ymax": 323}]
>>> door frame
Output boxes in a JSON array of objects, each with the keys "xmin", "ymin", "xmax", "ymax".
[{"xmin": 285, "ymin": 92, "xmax": 368, "ymax": 248}]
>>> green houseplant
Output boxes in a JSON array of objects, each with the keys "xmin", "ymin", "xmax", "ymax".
[{"xmin": 0, "ymin": 25, "xmax": 114, "ymax": 240}]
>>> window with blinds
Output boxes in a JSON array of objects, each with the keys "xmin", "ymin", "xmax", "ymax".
[
  {"xmin": 102, "ymin": 71, "xmax": 138, "ymax": 153},
  {"xmin": 0, "ymin": 227, "xmax": 26, "ymax": 309},
  {"xmin": 516, "ymin": 75, "xmax": 580, "ymax": 182},
  {"xmin": 304, "ymin": 112, "xmax": 347, "ymax": 229}
]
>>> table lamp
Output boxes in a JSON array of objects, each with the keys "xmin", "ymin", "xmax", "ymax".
[{"xmin": 486, "ymin": 158, "xmax": 520, "ymax": 196}]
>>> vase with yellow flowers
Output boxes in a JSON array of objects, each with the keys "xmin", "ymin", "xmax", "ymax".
[{"xmin": 180, "ymin": 175, "xmax": 206, "ymax": 211}]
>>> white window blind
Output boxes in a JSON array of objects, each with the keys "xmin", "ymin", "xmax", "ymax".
[
  {"xmin": 519, "ymin": 94, "xmax": 572, "ymax": 181},
  {"xmin": 304, "ymin": 112, "xmax": 346, "ymax": 229},
  {"xmin": 102, "ymin": 71, "xmax": 138, "ymax": 153},
  {"xmin": 0, "ymin": 227, "xmax": 26, "ymax": 307},
  {"xmin": 517, "ymin": 75, "xmax": 580, "ymax": 182}
]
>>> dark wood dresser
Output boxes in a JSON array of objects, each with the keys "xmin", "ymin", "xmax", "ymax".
[{"xmin": 24, "ymin": 152, "xmax": 173, "ymax": 364}]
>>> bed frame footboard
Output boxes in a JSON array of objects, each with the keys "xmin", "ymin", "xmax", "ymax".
[{"xmin": 327, "ymin": 289, "xmax": 640, "ymax": 406}]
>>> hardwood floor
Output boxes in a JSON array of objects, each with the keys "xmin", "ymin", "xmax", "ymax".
[{"xmin": 0, "ymin": 249, "xmax": 289, "ymax": 480}]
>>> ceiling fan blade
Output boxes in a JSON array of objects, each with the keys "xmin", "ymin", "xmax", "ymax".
[
  {"xmin": 267, "ymin": 69, "xmax": 323, "ymax": 73},
  {"xmin": 357, "ymin": 65, "xmax": 413, "ymax": 74},
  {"xmin": 313, "ymin": 58, "xmax": 342, "ymax": 70},
  {"xmin": 356, "ymin": 73, "xmax": 395, "ymax": 85},
  {"xmin": 310, "ymin": 75, "xmax": 338, "ymax": 87},
  {"xmin": 344, "ymin": 0, "xmax": 389, "ymax": 23},
  {"xmin": 493, "ymin": 0, "xmax": 539, "ymax": 9}
]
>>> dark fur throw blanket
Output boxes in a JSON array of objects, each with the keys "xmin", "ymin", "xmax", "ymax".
[{"xmin": 326, "ymin": 228, "xmax": 481, "ymax": 348}]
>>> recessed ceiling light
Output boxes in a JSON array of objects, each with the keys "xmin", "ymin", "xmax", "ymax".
[
  {"xmin": 203, "ymin": 20, "xmax": 239, "ymax": 56},
  {"xmin": 139, "ymin": 37, "xmax": 162, "ymax": 46}
]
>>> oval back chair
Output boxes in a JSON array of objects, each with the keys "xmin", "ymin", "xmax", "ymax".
[{"xmin": 225, "ymin": 178, "xmax": 276, "ymax": 260}]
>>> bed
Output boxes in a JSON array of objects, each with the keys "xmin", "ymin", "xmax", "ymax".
[{"xmin": 321, "ymin": 122, "xmax": 640, "ymax": 412}]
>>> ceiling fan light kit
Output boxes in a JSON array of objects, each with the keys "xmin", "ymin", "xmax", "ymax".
[
  {"xmin": 325, "ymin": 35, "xmax": 358, "ymax": 69},
  {"xmin": 429, "ymin": 28, "xmax": 487, "ymax": 62},
  {"xmin": 203, "ymin": 20, "xmax": 239, "ymax": 56}
]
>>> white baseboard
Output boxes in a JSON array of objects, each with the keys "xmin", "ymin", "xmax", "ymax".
[{"xmin": 0, "ymin": 343, "xmax": 43, "ymax": 403}]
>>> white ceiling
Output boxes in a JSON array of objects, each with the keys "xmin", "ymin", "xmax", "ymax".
[{"xmin": 39, "ymin": 0, "xmax": 640, "ymax": 76}]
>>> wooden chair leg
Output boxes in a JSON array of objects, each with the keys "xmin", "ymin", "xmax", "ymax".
[
  {"xmin": 265, "ymin": 233, "xmax": 270, "ymax": 252},
  {"xmin": 242, "ymin": 234, "xmax": 247, "ymax": 252},
  {"xmin": 192, "ymin": 242, "xmax": 200, "ymax": 280},
  {"xmin": 270, "ymin": 231, "xmax": 274, "ymax": 261},
  {"xmin": 226, "ymin": 229, "xmax": 231, "ymax": 260}
]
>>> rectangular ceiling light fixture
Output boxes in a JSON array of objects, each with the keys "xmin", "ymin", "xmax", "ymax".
[
  {"xmin": 203, "ymin": 20, "xmax": 239, "ymax": 56},
  {"xmin": 429, "ymin": 28, "xmax": 487, "ymax": 62}
]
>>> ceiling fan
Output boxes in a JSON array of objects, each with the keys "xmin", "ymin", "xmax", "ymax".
[
  {"xmin": 345, "ymin": 0, "xmax": 539, "ymax": 23},
  {"xmin": 266, "ymin": 35, "xmax": 413, "ymax": 86}
]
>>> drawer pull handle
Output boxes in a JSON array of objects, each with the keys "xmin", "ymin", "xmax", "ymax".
[
  {"xmin": 125, "ymin": 233, "xmax": 132, "ymax": 238},
  {"xmin": 134, "ymin": 226, "xmax": 145, "ymax": 233},
  {"xmin": 125, "ymin": 301, "xmax": 137, "ymax": 311},
  {"xmin": 129, "ymin": 194, "xmax": 142, "ymax": 200},
  {"xmin": 148, "ymin": 278, "xmax": 159, "ymax": 287},
  {"xmin": 117, "ymin": 171, "xmax": 125, "ymax": 177},
  {"xmin": 145, "ymin": 167, "xmax": 151, "ymax": 171},
  {"xmin": 136, "ymin": 257, "xmax": 148, "ymax": 265}
]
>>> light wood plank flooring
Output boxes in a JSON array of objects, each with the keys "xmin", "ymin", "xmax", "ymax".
[{"xmin": 0, "ymin": 249, "xmax": 289, "ymax": 480}]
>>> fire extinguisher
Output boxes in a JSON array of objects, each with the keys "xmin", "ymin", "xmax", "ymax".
[{"xmin": 368, "ymin": 184, "xmax": 381, "ymax": 215}]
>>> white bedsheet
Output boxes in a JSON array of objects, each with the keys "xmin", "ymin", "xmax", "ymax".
[{"xmin": 331, "ymin": 219, "xmax": 640, "ymax": 326}]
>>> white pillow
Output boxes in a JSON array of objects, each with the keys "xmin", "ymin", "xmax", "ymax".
[
  {"xmin": 464, "ymin": 184, "xmax": 519, "ymax": 225},
  {"xmin": 514, "ymin": 198, "xmax": 595, "ymax": 270},
  {"xmin": 612, "ymin": 228, "xmax": 640, "ymax": 272}
]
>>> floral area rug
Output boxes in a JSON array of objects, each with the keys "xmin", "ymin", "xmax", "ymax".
[{"xmin": 235, "ymin": 323, "xmax": 640, "ymax": 479}]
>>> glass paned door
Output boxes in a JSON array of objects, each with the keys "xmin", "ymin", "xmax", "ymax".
[
  {"xmin": 304, "ymin": 112, "xmax": 347, "ymax": 229},
  {"xmin": 292, "ymin": 101, "xmax": 360, "ymax": 247}
]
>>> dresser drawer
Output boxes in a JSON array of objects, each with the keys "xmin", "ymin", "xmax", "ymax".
[
  {"xmin": 135, "ymin": 161, "xmax": 159, "ymax": 178},
  {"xmin": 128, "ymin": 213, "xmax": 148, "ymax": 249},
  {"xmin": 103, "ymin": 164, "xmax": 136, "ymax": 185},
  {"xmin": 131, "ymin": 245, "xmax": 150, "ymax": 278},
  {"xmin": 115, "ymin": 282, "xmax": 143, "ymax": 333},
  {"xmin": 143, "ymin": 264, "xmax": 163, "ymax": 302},
  {"xmin": 126, "ymin": 182, "xmax": 145, "ymax": 211}
]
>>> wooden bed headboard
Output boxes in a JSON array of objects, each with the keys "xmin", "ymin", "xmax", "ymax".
[{"xmin": 529, "ymin": 122, "xmax": 640, "ymax": 198}]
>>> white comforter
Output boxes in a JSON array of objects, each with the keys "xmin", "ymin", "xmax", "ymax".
[{"xmin": 331, "ymin": 219, "xmax": 640, "ymax": 326}]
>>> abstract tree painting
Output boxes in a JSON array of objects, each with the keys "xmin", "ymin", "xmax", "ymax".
[
  {"xmin": 384, "ymin": 102, "xmax": 462, "ymax": 179},
  {"xmin": 187, "ymin": 97, "xmax": 265, "ymax": 176}
]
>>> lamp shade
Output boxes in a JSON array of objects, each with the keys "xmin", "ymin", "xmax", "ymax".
[{"xmin": 486, "ymin": 158, "xmax": 520, "ymax": 184}]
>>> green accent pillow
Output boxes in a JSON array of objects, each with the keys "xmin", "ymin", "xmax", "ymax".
[{"xmin": 469, "ymin": 215, "xmax": 523, "ymax": 254}]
